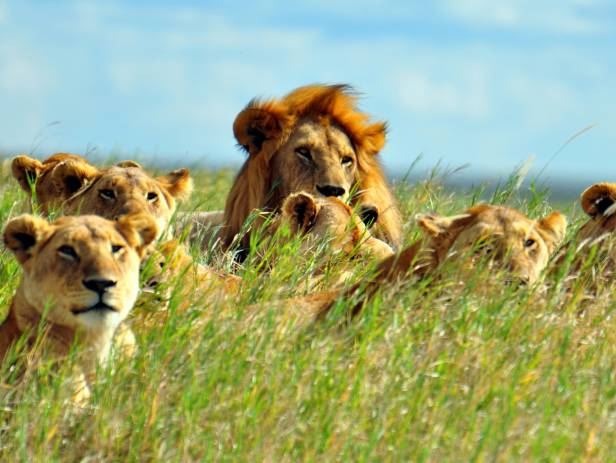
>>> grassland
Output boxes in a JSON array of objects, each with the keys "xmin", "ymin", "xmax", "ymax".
[{"xmin": 2, "ymin": 159, "xmax": 616, "ymax": 462}]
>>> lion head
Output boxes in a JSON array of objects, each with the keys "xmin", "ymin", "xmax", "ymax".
[
  {"xmin": 277, "ymin": 191, "xmax": 394, "ymax": 261},
  {"xmin": 224, "ymin": 84, "xmax": 401, "ymax": 250},
  {"xmin": 416, "ymin": 204, "xmax": 567, "ymax": 285},
  {"xmin": 2, "ymin": 213, "xmax": 157, "ymax": 345},
  {"xmin": 578, "ymin": 183, "xmax": 616, "ymax": 239},
  {"xmin": 11, "ymin": 154, "xmax": 193, "ymax": 239}
]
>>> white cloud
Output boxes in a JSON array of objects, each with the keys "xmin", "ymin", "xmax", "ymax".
[
  {"xmin": 439, "ymin": 0, "xmax": 605, "ymax": 34},
  {"xmin": 393, "ymin": 67, "xmax": 491, "ymax": 119}
]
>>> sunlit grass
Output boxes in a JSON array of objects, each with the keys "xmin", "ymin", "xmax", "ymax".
[{"xmin": 1, "ymin": 161, "xmax": 616, "ymax": 461}]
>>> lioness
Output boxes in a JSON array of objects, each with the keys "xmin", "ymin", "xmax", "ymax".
[
  {"xmin": 275, "ymin": 191, "xmax": 393, "ymax": 260},
  {"xmin": 1, "ymin": 213, "xmax": 157, "ymax": 404},
  {"xmin": 220, "ymin": 84, "xmax": 402, "ymax": 251},
  {"xmin": 11, "ymin": 154, "xmax": 193, "ymax": 239},
  {"xmin": 308, "ymin": 204, "xmax": 566, "ymax": 321},
  {"xmin": 416, "ymin": 204, "xmax": 567, "ymax": 285},
  {"xmin": 557, "ymin": 183, "xmax": 616, "ymax": 289}
]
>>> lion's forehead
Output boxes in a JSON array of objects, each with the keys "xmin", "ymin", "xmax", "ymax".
[
  {"xmin": 49, "ymin": 220, "xmax": 125, "ymax": 246},
  {"xmin": 99, "ymin": 170, "xmax": 157, "ymax": 192},
  {"xmin": 291, "ymin": 120, "xmax": 354, "ymax": 153}
]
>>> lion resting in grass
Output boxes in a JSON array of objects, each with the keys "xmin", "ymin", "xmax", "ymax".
[
  {"xmin": 555, "ymin": 183, "xmax": 616, "ymax": 293},
  {"xmin": 11, "ymin": 154, "xmax": 193, "ymax": 239},
  {"xmin": 275, "ymin": 192, "xmax": 394, "ymax": 261},
  {"xmin": 221, "ymin": 84, "xmax": 402, "ymax": 251},
  {"xmin": 416, "ymin": 204, "xmax": 567, "ymax": 285},
  {"xmin": 1, "ymin": 213, "xmax": 157, "ymax": 404},
  {"xmin": 293, "ymin": 204, "xmax": 567, "ymax": 322},
  {"xmin": 140, "ymin": 193, "xmax": 394, "ymax": 318}
]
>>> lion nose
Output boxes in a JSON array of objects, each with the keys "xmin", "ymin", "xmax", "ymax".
[
  {"xmin": 316, "ymin": 185, "xmax": 345, "ymax": 198},
  {"xmin": 83, "ymin": 278, "xmax": 117, "ymax": 295}
]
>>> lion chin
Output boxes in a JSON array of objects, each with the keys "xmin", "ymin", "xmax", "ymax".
[{"xmin": 0, "ymin": 213, "xmax": 157, "ymax": 406}]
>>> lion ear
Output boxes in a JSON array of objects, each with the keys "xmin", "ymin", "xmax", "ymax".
[
  {"xmin": 157, "ymin": 168, "xmax": 193, "ymax": 201},
  {"xmin": 116, "ymin": 160, "xmax": 142, "ymax": 169},
  {"xmin": 116, "ymin": 213, "xmax": 158, "ymax": 257},
  {"xmin": 360, "ymin": 122, "xmax": 387, "ymax": 156},
  {"xmin": 3, "ymin": 214, "xmax": 52, "ymax": 264},
  {"xmin": 281, "ymin": 192, "xmax": 320, "ymax": 233},
  {"xmin": 11, "ymin": 155, "xmax": 43, "ymax": 194},
  {"xmin": 50, "ymin": 159, "xmax": 100, "ymax": 198},
  {"xmin": 580, "ymin": 183, "xmax": 616, "ymax": 218},
  {"xmin": 537, "ymin": 212, "xmax": 567, "ymax": 251},
  {"xmin": 233, "ymin": 100, "xmax": 286, "ymax": 156},
  {"xmin": 416, "ymin": 212, "xmax": 473, "ymax": 238}
]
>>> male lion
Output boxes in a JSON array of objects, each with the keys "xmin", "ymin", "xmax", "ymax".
[
  {"xmin": 1, "ymin": 213, "xmax": 157, "ymax": 404},
  {"xmin": 221, "ymin": 84, "xmax": 402, "ymax": 251},
  {"xmin": 416, "ymin": 204, "xmax": 567, "ymax": 285},
  {"xmin": 11, "ymin": 154, "xmax": 193, "ymax": 239}
]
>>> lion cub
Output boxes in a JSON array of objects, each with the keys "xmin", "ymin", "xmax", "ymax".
[
  {"xmin": 416, "ymin": 204, "xmax": 567, "ymax": 285},
  {"xmin": 1, "ymin": 213, "xmax": 157, "ymax": 404}
]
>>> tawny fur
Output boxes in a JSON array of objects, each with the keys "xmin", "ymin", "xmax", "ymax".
[
  {"xmin": 223, "ymin": 84, "xmax": 402, "ymax": 250},
  {"xmin": 416, "ymin": 204, "xmax": 567, "ymax": 285},
  {"xmin": 11, "ymin": 154, "xmax": 193, "ymax": 241},
  {"xmin": 1, "ymin": 213, "xmax": 157, "ymax": 405}
]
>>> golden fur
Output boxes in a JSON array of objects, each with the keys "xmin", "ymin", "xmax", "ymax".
[
  {"xmin": 223, "ymin": 84, "xmax": 401, "ymax": 250},
  {"xmin": 416, "ymin": 204, "xmax": 567, "ymax": 285},
  {"xmin": 560, "ymin": 183, "xmax": 616, "ymax": 285},
  {"xmin": 577, "ymin": 183, "xmax": 616, "ymax": 242},
  {"xmin": 11, "ymin": 154, "xmax": 193, "ymax": 239},
  {"xmin": 1, "ymin": 213, "xmax": 157, "ymax": 404},
  {"xmin": 136, "ymin": 239, "xmax": 242, "ymax": 323},
  {"xmin": 275, "ymin": 191, "xmax": 394, "ymax": 262}
]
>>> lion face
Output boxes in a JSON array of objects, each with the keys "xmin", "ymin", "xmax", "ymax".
[
  {"xmin": 272, "ymin": 120, "xmax": 357, "ymax": 201},
  {"xmin": 225, "ymin": 84, "xmax": 402, "ymax": 249},
  {"xmin": 3, "ymin": 214, "xmax": 157, "ymax": 333},
  {"xmin": 279, "ymin": 192, "xmax": 394, "ymax": 261},
  {"xmin": 11, "ymin": 155, "xmax": 192, "ymax": 239},
  {"xmin": 417, "ymin": 205, "xmax": 567, "ymax": 285}
]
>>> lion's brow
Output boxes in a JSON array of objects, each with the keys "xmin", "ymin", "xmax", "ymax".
[
  {"xmin": 85, "ymin": 223, "xmax": 111, "ymax": 241},
  {"xmin": 36, "ymin": 229, "xmax": 60, "ymax": 255}
]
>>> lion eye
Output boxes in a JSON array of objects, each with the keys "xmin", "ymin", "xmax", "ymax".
[
  {"xmin": 524, "ymin": 238, "xmax": 536, "ymax": 248},
  {"xmin": 111, "ymin": 244, "xmax": 124, "ymax": 254},
  {"xmin": 147, "ymin": 192, "xmax": 158, "ymax": 202},
  {"xmin": 99, "ymin": 189, "xmax": 115, "ymax": 200},
  {"xmin": 295, "ymin": 147, "xmax": 313, "ymax": 164},
  {"xmin": 341, "ymin": 156, "xmax": 353, "ymax": 166},
  {"xmin": 58, "ymin": 245, "xmax": 78, "ymax": 261}
]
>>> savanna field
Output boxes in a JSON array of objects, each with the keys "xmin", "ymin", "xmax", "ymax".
[{"xmin": 3, "ymin": 158, "xmax": 616, "ymax": 461}]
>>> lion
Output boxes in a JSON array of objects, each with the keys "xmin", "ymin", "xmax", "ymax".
[
  {"xmin": 554, "ymin": 183, "xmax": 616, "ymax": 294},
  {"xmin": 136, "ymin": 239, "xmax": 242, "ymax": 323},
  {"xmin": 577, "ymin": 183, "xmax": 616, "ymax": 242},
  {"xmin": 295, "ymin": 204, "xmax": 566, "ymax": 322},
  {"xmin": 1, "ymin": 213, "xmax": 157, "ymax": 404},
  {"xmin": 11, "ymin": 154, "xmax": 193, "ymax": 239},
  {"xmin": 415, "ymin": 204, "xmax": 567, "ymax": 285},
  {"xmin": 274, "ymin": 191, "xmax": 394, "ymax": 265},
  {"xmin": 220, "ymin": 84, "xmax": 402, "ymax": 252}
]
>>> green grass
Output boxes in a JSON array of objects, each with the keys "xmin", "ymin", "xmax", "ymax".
[{"xmin": 2, "ymin": 159, "xmax": 616, "ymax": 461}]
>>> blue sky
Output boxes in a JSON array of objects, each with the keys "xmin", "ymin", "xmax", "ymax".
[{"xmin": 0, "ymin": 0, "xmax": 615, "ymax": 183}]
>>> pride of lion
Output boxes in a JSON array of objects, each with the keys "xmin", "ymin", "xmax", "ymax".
[{"xmin": 0, "ymin": 83, "xmax": 610, "ymax": 405}]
